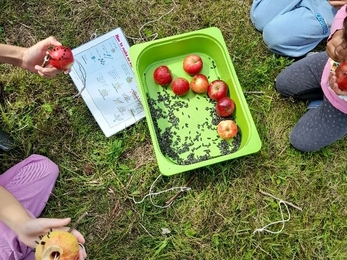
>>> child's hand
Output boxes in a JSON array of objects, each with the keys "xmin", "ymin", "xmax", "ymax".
[
  {"xmin": 21, "ymin": 36, "xmax": 70, "ymax": 77},
  {"xmin": 328, "ymin": 0, "xmax": 347, "ymax": 8},
  {"xmin": 17, "ymin": 217, "xmax": 87, "ymax": 259},
  {"xmin": 326, "ymin": 30, "xmax": 347, "ymax": 63},
  {"xmin": 329, "ymin": 71, "xmax": 347, "ymax": 95}
]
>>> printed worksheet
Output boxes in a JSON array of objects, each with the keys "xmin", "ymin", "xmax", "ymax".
[{"xmin": 69, "ymin": 28, "xmax": 145, "ymax": 137}]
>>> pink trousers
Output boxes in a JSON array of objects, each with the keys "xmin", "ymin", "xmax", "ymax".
[{"xmin": 0, "ymin": 154, "xmax": 59, "ymax": 260}]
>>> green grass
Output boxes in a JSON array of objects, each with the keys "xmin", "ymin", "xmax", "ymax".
[{"xmin": 1, "ymin": 1, "xmax": 347, "ymax": 259}]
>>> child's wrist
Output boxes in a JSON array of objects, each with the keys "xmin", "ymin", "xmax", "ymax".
[{"xmin": 12, "ymin": 215, "xmax": 34, "ymax": 236}]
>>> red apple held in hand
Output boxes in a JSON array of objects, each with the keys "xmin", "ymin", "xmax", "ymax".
[
  {"xmin": 216, "ymin": 97, "xmax": 235, "ymax": 117},
  {"xmin": 207, "ymin": 80, "xmax": 229, "ymax": 101},
  {"xmin": 183, "ymin": 54, "xmax": 203, "ymax": 75},
  {"xmin": 48, "ymin": 46, "xmax": 74, "ymax": 70},
  {"xmin": 335, "ymin": 61, "xmax": 347, "ymax": 91},
  {"xmin": 190, "ymin": 74, "xmax": 209, "ymax": 93},
  {"xmin": 217, "ymin": 120, "xmax": 238, "ymax": 140},
  {"xmin": 153, "ymin": 65, "xmax": 173, "ymax": 86},
  {"xmin": 172, "ymin": 77, "xmax": 190, "ymax": 96}
]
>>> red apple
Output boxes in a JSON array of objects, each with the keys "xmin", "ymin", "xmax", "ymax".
[
  {"xmin": 172, "ymin": 77, "xmax": 190, "ymax": 96},
  {"xmin": 190, "ymin": 74, "xmax": 209, "ymax": 93},
  {"xmin": 183, "ymin": 54, "xmax": 203, "ymax": 75},
  {"xmin": 153, "ymin": 65, "xmax": 172, "ymax": 86},
  {"xmin": 48, "ymin": 46, "xmax": 74, "ymax": 70},
  {"xmin": 335, "ymin": 61, "xmax": 347, "ymax": 91},
  {"xmin": 207, "ymin": 80, "xmax": 229, "ymax": 101},
  {"xmin": 217, "ymin": 120, "xmax": 238, "ymax": 140},
  {"xmin": 216, "ymin": 97, "xmax": 235, "ymax": 117}
]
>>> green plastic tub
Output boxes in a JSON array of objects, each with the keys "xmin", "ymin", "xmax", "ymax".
[{"xmin": 129, "ymin": 27, "xmax": 261, "ymax": 176}]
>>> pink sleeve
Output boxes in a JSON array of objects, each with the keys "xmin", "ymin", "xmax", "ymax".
[
  {"xmin": 0, "ymin": 154, "xmax": 59, "ymax": 260},
  {"xmin": 322, "ymin": 5, "xmax": 347, "ymax": 114}
]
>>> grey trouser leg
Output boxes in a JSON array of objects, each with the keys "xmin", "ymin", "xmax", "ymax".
[
  {"xmin": 276, "ymin": 52, "xmax": 347, "ymax": 151},
  {"xmin": 290, "ymin": 98, "xmax": 347, "ymax": 152}
]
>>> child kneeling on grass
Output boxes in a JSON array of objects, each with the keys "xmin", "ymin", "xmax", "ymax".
[
  {"xmin": 0, "ymin": 37, "xmax": 87, "ymax": 259},
  {"xmin": 275, "ymin": 5, "xmax": 347, "ymax": 152},
  {"xmin": 250, "ymin": 0, "xmax": 340, "ymax": 57}
]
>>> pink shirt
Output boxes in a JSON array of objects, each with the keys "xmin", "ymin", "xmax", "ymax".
[{"xmin": 321, "ymin": 6, "xmax": 347, "ymax": 114}]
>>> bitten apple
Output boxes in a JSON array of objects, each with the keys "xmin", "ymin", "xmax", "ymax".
[
  {"xmin": 335, "ymin": 61, "xmax": 347, "ymax": 91},
  {"xmin": 216, "ymin": 97, "xmax": 235, "ymax": 117},
  {"xmin": 183, "ymin": 54, "xmax": 203, "ymax": 75},
  {"xmin": 190, "ymin": 74, "xmax": 209, "ymax": 93},
  {"xmin": 153, "ymin": 65, "xmax": 172, "ymax": 86},
  {"xmin": 207, "ymin": 80, "xmax": 228, "ymax": 101},
  {"xmin": 35, "ymin": 230, "xmax": 79, "ymax": 260},
  {"xmin": 172, "ymin": 77, "xmax": 190, "ymax": 96},
  {"xmin": 217, "ymin": 120, "xmax": 238, "ymax": 140}
]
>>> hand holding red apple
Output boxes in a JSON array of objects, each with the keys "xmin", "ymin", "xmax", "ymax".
[{"xmin": 334, "ymin": 61, "xmax": 347, "ymax": 91}]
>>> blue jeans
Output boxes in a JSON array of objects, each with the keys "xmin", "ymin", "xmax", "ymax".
[{"xmin": 250, "ymin": 0, "xmax": 337, "ymax": 57}]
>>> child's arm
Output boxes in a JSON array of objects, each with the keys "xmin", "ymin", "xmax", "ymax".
[
  {"xmin": 0, "ymin": 186, "xmax": 87, "ymax": 258},
  {"xmin": 0, "ymin": 36, "xmax": 67, "ymax": 77},
  {"xmin": 0, "ymin": 186, "xmax": 32, "ymax": 234},
  {"xmin": 0, "ymin": 44, "xmax": 26, "ymax": 67}
]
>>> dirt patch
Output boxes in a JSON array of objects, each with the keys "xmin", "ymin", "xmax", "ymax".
[{"xmin": 124, "ymin": 140, "xmax": 156, "ymax": 169}]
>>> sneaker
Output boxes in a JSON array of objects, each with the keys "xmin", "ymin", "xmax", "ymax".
[
  {"xmin": 306, "ymin": 52, "xmax": 318, "ymax": 57},
  {"xmin": 0, "ymin": 130, "xmax": 15, "ymax": 151},
  {"xmin": 307, "ymin": 100, "xmax": 323, "ymax": 109}
]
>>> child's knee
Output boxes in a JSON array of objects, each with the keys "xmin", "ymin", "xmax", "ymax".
[
  {"xmin": 274, "ymin": 73, "xmax": 289, "ymax": 97},
  {"xmin": 262, "ymin": 24, "xmax": 288, "ymax": 54},
  {"xmin": 26, "ymin": 154, "xmax": 59, "ymax": 180},
  {"xmin": 250, "ymin": 11, "xmax": 267, "ymax": 31},
  {"xmin": 289, "ymin": 129, "xmax": 319, "ymax": 152}
]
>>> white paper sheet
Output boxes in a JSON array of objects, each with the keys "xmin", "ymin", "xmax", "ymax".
[{"xmin": 69, "ymin": 28, "xmax": 145, "ymax": 137}]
